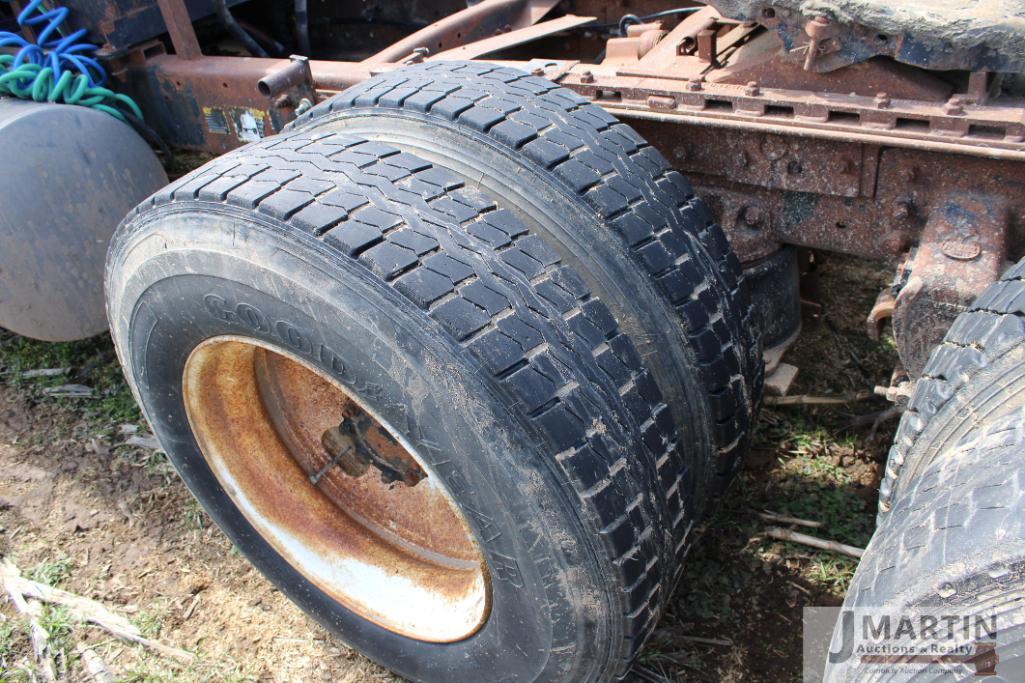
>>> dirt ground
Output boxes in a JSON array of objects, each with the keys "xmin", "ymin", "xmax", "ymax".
[{"xmin": 0, "ymin": 253, "xmax": 899, "ymax": 682}]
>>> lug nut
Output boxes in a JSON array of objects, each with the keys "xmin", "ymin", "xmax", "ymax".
[
  {"xmin": 580, "ymin": 70, "xmax": 595, "ymax": 84},
  {"xmin": 744, "ymin": 81, "xmax": 760, "ymax": 97}
]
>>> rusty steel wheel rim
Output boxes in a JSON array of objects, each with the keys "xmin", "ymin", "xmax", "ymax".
[{"xmin": 182, "ymin": 336, "xmax": 490, "ymax": 642}]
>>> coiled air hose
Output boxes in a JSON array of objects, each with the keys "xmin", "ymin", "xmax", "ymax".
[{"xmin": 0, "ymin": 0, "xmax": 142, "ymax": 121}]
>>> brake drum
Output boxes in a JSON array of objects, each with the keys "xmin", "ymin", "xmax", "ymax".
[{"xmin": 0, "ymin": 99, "xmax": 167, "ymax": 341}]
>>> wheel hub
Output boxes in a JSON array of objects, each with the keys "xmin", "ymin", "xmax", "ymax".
[{"xmin": 182, "ymin": 337, "xmax": 489, "ymax": 642}]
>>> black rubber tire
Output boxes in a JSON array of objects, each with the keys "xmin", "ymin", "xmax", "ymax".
[
  {"xmin": 878, "ymin": 256, "xmax": 1025, "ymax": 514},
  {"xmin": 826, "ymin": 406, "xmax": 1025, "ymax": 682},
  {"xmin": 106, "ymin": 130, "xmax": 689, "ymax": 681},
  {"xmin": 290, "ymin": 61, "xmax": 763, "ymax": 513}
]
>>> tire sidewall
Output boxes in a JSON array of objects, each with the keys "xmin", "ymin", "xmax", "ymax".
[{"xmin": 106, "ymin": 205, "xmax": 614, "ymax": 681}]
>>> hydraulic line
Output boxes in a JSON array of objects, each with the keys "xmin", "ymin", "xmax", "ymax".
[
  {"xmin": 294, "ymin": 0, "xmax": 310, "ymax": 56},
  {"xmin": 214, "ymin": 0, "xmax": 268, "ymax": 57},
  {"xmin": 617, "ymin": 7, "xmax": 702, "ymax": 35},
  {"xmin": 0, "ymin": 0, "xmax": 141, "ymax": 121}
]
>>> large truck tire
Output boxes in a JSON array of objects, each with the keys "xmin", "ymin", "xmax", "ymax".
[
  {"xmin": 825, "ymin": 406, "xmax": 1025, "ymax": 681},
  {"xmin": 106, "ymin": 130, "xmax": 689, "ymax": 680},
  {"xmin": 878, "ymin": 257, "xmax": 1025, "ymax": 514},
  {"xmin": 290, "ymin": 61, "xmax": 763, "ymax": 513}
]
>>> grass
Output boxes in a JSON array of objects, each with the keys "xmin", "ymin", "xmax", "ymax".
[
  {"xmin": 183, "ymin": 498, "xmax": 208, "ymax": 530},
  {"xmin": 768, "ymin": 430, "xmax": 873, "ymax": 549},
  {"xmin": 0, "ymin": 331, "xmax": 141, "ymax": 429},
  {"xmin": 2, "ymin": 557, "xmax": 76, "ymax": 677},
  {"xmin": 119, "ymin": 659, "xmax": 259, "ymax": 683},
  {"xmin": 808, "ymin": 556, "xmax": 857, "ymax": 593},
  {"xmin": 37, "ymin": 605, "xmax": 74, "ymax": 664},
  {"xmin": 118, "ymin": 662, "xmax": 186, "ymax": 683},
  {"xmin": 0, "ymin": 608, "xmax": 76, "ymax": 680},
  {"xmin": 0, "ymin": 617, "xmax": 22, "ymax": 669},
  {"xmin": 29, "ymin": 554, "xmax": 74, "ymax": 588},
  {"xmin": 132, "ymin": 610, "xmax": 164, "ymax": 639},
  {"xmin": 140, "ymin": 449, "xmax": 176, "ymax": 483},
  {"xmin": 641, "ymin": 404, "xmax": 882, "ymax": 680}
]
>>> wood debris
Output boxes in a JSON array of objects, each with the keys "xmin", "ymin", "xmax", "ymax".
[
  {"xmin": 764, "ymin": 527, "xmax": 864, "ymax": 559},
  {"xmin": 0, "ymin": 557, "xmax": 196, "ymax": 670}
]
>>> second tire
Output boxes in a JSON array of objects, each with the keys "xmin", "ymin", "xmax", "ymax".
[{"xmin": 291, "ymin": 61, "xmax": 763, "ymax": 513}]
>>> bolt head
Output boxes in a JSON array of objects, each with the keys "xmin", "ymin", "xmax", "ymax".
[
  {"xmin": 742, "ymin": 205, "xmax": 764, "ymax": 226},
  {"xmin": 943, "ymin": 96, "xmax": 965, "ymax": 115},
  {"xmin": 805, "ymin": 14, "xmax": 833, "ymax": 38},
  {"xmin": 580, "ymin": 70, "xmax": 595, "ymax": 84},
  {"xmin": 892, "ymin": 202, "xmax": 911, "ymax": 220}
]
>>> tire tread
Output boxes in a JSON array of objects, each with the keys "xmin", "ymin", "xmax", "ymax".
[{"xmin": 293, "ymin": 61, "xmax": 762, "ymax": 505}]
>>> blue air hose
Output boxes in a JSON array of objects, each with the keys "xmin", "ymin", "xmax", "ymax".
[{"xmin": 0, "ymin": 0, "xmax": 142, "ymax": 121}]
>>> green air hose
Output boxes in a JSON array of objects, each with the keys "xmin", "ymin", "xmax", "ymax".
[
  {"xmin": 0, "ymin": 56, "xmax": 143, "ymax": 121},
  {"xmin": 0, "ymin": 0, "xmax": 143, "ymax": 122}
]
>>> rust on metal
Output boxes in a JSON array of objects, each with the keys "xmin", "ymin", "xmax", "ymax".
[
  {"xmin": 257, "ymin": 55, "xmax": 314, "ymax": 99},
  {"xmin": 891, "ymin": 193, "xmax": 1010, "ymax": 375},
  {"xmin": 866, "ymin": 289, "xmax": 897, "ymax": 341},
  {"xmin": 255, "ymin": 351, "xmax": 427, "ymax": 487},
  {"xmin": 182, "ymin": 338, "xmax": 489, "ymax": 642},
  {"xmin": 154, "ymin": 0, "xmax": 201, "ymax": 60},
  {"xmin": 430, "ymin": 13, "xmax": 597, "ymax": 61},
  {"xmin": 560, "ymin": 67, "xmax": 1025, "ymax": 158},
  {"xmin": 702, "ymin": 0, "xmax": 1025, "ymax": 74},
  {"xmin": 696, "ymin": 28, "xmax": 717, "ymax": 64},
  {"xmin": 635, "ymin": 6, "xmax": 721, "ymax": 67},
  {"xmin": 364, "ymin": 0, "xmax": 561, "ymax": 64}
]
